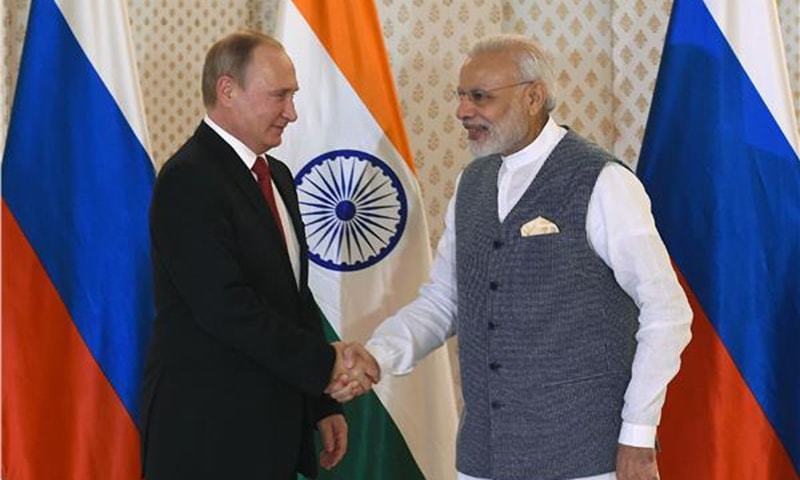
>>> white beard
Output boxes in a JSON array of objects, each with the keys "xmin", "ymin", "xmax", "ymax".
[{"xmin": 468, "ymin": 104, "xmax": 530, "ymax": 158}]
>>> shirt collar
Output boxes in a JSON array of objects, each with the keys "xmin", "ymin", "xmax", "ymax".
[
  {"xmin": 500, "ymin": 116, "xmax": 564, "ymax": 171},
  {"xmin": 203, "ymin": 114, "xmax": 262, "ymax": 171}
]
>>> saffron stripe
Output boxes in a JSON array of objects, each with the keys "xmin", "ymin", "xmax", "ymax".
[{"xmin": 291, "ymin": 0, "xmax": 416, "ymax": 172}]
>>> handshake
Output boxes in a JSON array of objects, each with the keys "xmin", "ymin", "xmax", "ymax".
[{"xmin": 326, "ymin": 342, "xmax": 381, "ymax": 403}]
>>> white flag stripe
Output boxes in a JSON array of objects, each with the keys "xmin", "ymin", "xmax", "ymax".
[
  {"xmin": 55, "ymin": 0, "xmax": 153, "ymax": 161},
  {"xmin": 704, "ymin": 0, "xmax": 800, "ymax": 156}
]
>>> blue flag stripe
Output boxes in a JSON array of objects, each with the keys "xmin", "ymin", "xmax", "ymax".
[
  {"xmin": 2, "ymin": 0, "xmax": 155, "ymax": 421},
  {"xmin": 638, "ymin": 0, "xmax": 800, "ymax": 470}
]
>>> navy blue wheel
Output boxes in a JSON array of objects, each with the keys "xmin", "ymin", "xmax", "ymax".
[{"xmin": 294, "ymin": 149, "xmax": 408, "ymax": 271}]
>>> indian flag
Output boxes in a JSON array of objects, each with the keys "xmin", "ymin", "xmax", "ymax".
[{"xmin": 273, "ymin": 1, "xmax": 458, "ymax": 479}]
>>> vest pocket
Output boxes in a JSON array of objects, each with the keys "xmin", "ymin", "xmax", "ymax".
[
  {"xmin": 530, "ymin": 327, "xmax": 609, "ymax": 386},
  {"xmin": 541, "ymin": 370, "xmax": 612, "ymax": 387},
  {"xmin": 513, "ymin": 234, "xmax": 569, "ymax": 280}
]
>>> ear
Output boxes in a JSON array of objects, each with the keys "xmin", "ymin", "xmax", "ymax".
[
  {"xmin": 525, "ymin": 81, "xmax": 547, "ymax": 116},
  {"xmin": 215, "ymin": 74, "xmax": 237, "ymax": 107}
]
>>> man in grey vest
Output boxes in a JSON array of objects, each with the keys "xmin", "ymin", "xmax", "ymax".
[{"xmin": 334, "ymin": 34, "xmax": 692, "ymax": 480}]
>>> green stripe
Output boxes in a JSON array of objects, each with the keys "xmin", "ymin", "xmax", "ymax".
[{"xmin": 299, "ymin": 316, "xmax": 426, "ymax": 479}]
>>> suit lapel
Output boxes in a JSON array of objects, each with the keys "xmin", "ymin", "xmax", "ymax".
[
  {"xmin": 193, "ymin": 123, "xmax": 298, "ymax": 291},
  {"xmin": 268, "ymin": 155, "xmax": 309, "ymax": 289},
  {"xmin": 194, "ymin": 123, "xmax": 271, "ymax": 223}
]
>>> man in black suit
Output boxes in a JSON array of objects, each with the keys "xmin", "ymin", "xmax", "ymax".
[{"xmin": 140, "ymin": 31, "xmax": 374, "ymax": 480}]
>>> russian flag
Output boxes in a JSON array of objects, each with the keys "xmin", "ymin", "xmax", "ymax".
[
  {"xmin": 2, "ymin": 1, "xmax": 154, "ymax": 479},
  {"xmin": 638, "ymin": 0, "xmax": 799, "ymax": 478}
]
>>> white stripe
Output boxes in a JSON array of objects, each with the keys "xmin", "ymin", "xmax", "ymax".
[
  {"xmin": 275, "ymin": 2, "xmax": 458, "ymax": 479},
  {"xmin": 55, "ymin": 0, "xmax": 153, "ymax": 163},
  {"xmin": 704, "ymin": 0, "xmax": 800, "ymax": 157}
]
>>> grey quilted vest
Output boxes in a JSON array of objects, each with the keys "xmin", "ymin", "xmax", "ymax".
[{"xmin": 454, "ymin": 131, "xmax": 639, "ymax": 480}]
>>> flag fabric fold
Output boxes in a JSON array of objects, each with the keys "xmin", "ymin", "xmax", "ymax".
[
  {"xmin": 274, "ymin": 1, "xmax": 458, "ymax": 479},
  {"xmin": 2, "ymin": 0, "xmax": 154, "ymax": 478},
  {"xmin": 638, "ymin": 0, "xmax": 800, "ymax": 478}
]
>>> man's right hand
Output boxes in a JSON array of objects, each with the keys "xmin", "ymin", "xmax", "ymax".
[
  {"xmin": 326, "ymin": 342, "xmax": 380, "ymax": 402},
  {"xmin": 616, "ymin": 444, "xmax": 659, "ymax": 480}
]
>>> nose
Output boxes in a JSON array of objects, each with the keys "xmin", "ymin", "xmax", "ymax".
[
  {"xmin": 283, "ymin": 97, "xmax": 298, "ymax": 122},
  {"xmin": 456, "ymin": 96, "xmax": 474, "ymax": 121}
]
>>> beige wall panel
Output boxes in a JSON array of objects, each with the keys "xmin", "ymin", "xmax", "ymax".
[
  {"xmin": 611, "ymin": 0, "xmax": 671, "ymax": 167},
  {"xmin": 377, "ymin": 0, "xmax": 503, "ymax": 245},
  {"xmin": 1, "ymin": 0, "xmax": 30, "ymax": 157},
  {"xmin": 128, "ymin": 0, "xmax": 281, "ymax": 168},
  {"xmin": 779, "ymin": 0, "xmax": 799, "ymax": 140},
  {"xmin": 503, "ymin": 0, "xmax": 616, "ymax": 155}
]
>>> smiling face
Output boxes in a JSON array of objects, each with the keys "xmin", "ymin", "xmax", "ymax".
[
  {"xmin": 456, "ymin": 50, "xmax": 548, "ymax": 157},
  {"xmin": 211, "ymin": 44, "xmax": 299, "ymax": 154}
]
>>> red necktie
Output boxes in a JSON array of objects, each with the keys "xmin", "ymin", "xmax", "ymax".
[{"xmin": 251, "ymin": 156, "xmax": 287, "ymax": 246}]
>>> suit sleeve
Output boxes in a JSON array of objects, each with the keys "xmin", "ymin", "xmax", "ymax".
[
  {"xmin": 150, "ymin": 161, "xmax": 335, "ymax": 395},
  {"xmin": 296, "ymin": 287, "xmax": 344, "ymax": 423},
  {"xmin": 314, "ymin": 395, "xmax": 344, "ymax": 424}
]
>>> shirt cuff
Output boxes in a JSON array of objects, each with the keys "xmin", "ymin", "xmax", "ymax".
[
  {"xmin": 618, "ymin": 422, "xmax": 657, "ymax": 448},
  {"xmin": 365, "ymin": 342, "xmax": 411, "ymax": 377}
]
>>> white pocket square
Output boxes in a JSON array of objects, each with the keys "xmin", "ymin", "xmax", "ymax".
[{"xmin": 520, "ymin": 216, "xmax": 560, "ymax": 237}]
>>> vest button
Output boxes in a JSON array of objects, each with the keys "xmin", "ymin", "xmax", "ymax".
[
  {"xmin": 492, "ymin": 239, "xmax": 503, "ymax": 250},
  {"xmin": 489, "ymin": 281, "xmax": 499, "ymax": 291},
  {"xmin": 488, "ymin": 321, "xmax": 496, "ymax": 330},
  {"xmin": 491, "ymin": 401, "xmax": 504, "ymax": 410},
  {"xmin": 489, "ymin": 362, "xmax": 501, "ymax": 371}
]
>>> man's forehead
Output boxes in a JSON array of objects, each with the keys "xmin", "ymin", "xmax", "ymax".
[
  {"xmin": 247, "ymin": 46, "xmax": 296, "ymax": 82},
  {"xmin": 251, "ymin": 44, "xmax": 291, "ymax": 68},
  {"xmin": 459, "ymin": 51, "xmax": 519, "ymax": 87}
]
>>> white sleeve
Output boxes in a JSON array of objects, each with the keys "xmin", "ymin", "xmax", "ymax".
[
  {"xmin": 586, "ymin": 163, "xmax": 693, "ymax": 448},
  {"xmin": 365, "ymin": 184, "xmax": 460, "ymax": 376}
]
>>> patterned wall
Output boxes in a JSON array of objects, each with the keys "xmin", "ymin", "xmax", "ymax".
[
  {"xmin": 611, "ymin": 1, "xmax": 674, "ymax": 164},
  {"xmin": 1, "ymin": 0, "xmax": 30, "ymax": 161},
  {"xmin": 377, "ymin": 0, "xmax": 502, "ymax": 241},
  {"xmin": 2, "ymin": 0, "xmax": 799, "ymax": 246},
  {"xmin": 125, "ymin": 0, "xmax": 278, "ymax": 171},
  {"xmin": 504, "ymin": 0, "xmax": 615, "ymax": 150},
  {"xmin": 780, "ymin": 1, "xmax": 799, "ymax": 120}
]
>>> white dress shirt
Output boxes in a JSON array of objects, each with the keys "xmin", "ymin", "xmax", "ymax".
[
  {"xmin": 366, "ymin": 117, "xmax": 692, "ymax": 480},
  {"xmin": 204, "ymin": 115, "xmax": 301, "ymax": 288}
]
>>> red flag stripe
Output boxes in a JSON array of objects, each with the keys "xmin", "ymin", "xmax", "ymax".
[
  {"xmin": 658, "ymin": 269, "xmax": 798, "ymax": 479},
  {"xmin": 2, "ymin": 202, "xmax": 141, "ymax": 480}
]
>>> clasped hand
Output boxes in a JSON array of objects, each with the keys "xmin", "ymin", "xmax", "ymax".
[{"xmin": 327, "ymin": 342, "xmax": 380, "ymax": 403}]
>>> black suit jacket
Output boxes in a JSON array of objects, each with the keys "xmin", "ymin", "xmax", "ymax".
[{"xmin": 141, "ymin": 122, "xmax": 340, "ymax": 479}]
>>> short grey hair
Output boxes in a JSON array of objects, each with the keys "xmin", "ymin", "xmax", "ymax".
[
  {"xmin": 202, "ymin": 30, "xmax": 284, "ymax": 107},
  {"xmin": 469, "ymin": 34, "xmax": 557, "ymax": 112}
]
